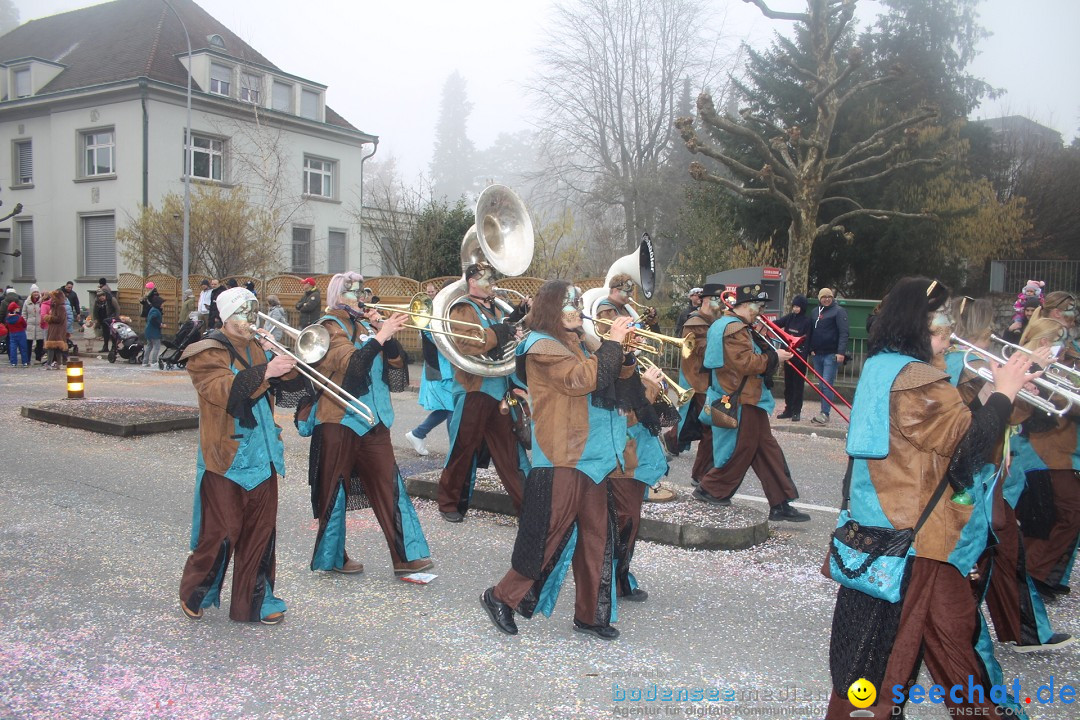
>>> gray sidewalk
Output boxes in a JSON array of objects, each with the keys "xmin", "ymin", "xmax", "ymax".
[{"xmin": 0, "ymin": 358, "xmax": 1074, "ymax": 719}]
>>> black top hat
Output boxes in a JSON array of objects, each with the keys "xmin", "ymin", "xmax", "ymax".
[
  {"xmin": 699, "ymin": 283, "xmax": 727, "ymax": 299},
  {"xmin": 731, "ymin": 284, "xmax": 770, "ymax": 305}
]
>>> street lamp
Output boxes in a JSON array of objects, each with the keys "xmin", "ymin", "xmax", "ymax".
[{"xmin": 161, "ymin": 0, "xmax": 192, "ymax": 299}]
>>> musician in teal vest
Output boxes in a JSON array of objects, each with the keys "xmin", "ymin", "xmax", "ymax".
[
  {"xmin": 304, "ymin": 271, "xmax": 432, "ymax": 577},
  {"xmin": 437, "ymin": 263, "xmax": 526, "ymax": 523},
  {"xmin": 480, "ymin": 281, "xmax": 636, "ymax": 641},
  {"xmin": 692, "ymin": 284, "xmax": 809, "ymax": 522},
  {"xmin": 404, "ymin": 282, "xmax": 458, "ymax": 456},
  {"xmin": 825, "ymin": 278, "xmax": 1038, "ymax": 720},
  {"xmin": 178, "ymin": 287, "xmax": 300, "ymax": 625}
]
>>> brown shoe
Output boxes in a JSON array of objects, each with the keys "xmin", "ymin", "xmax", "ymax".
[
  {"xmin": 334, "ymin": 558, "xmax": 365, "ymax": 574},
  {"xmin": 260, "ymin": 612, "xmax": 285, "ymax": 626},
  {"xmin": 394, "ymin": 557, "xmax": 434, "ymax": 575},
  {"xmin": 180, "ymin": 599, "xmax": 203, "ymax": 620}
]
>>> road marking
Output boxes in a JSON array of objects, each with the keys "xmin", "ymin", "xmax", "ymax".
[{"xmin": 733, "ymin": 493, "xmax": 840, "ymax": 514}]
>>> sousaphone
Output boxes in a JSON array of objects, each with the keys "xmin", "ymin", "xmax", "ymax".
[
  {"xmin": 582, "ymin": 233, "xmax": 655, "ymax": 341},
  {"xmin": 430, "ymin": 184, "xmax": 534, "ymax": 377}
]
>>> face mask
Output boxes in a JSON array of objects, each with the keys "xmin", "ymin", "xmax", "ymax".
[
  {"xmin": 929, "ymin": 307, "xmax": 956, "ymax": 334},
  {"xmin": 230, "ymin": 300, "xmax": 258, "ymax": 325},
  {"xmin": 341, "ymin": 281, "xmax": 361, "ymax": 305},
  {"xmin": 562, "ymin": 286, "xmax": 584, "ymax": 322},
  {"xmin": 745, "ymin": 302, "xmax": 763, "ymax": 314}
]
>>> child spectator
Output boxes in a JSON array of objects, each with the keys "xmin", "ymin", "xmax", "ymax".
[
  {"xmin": 5, "ymin": 301, "xmax": 28, "ymax": 367},
  {"xmin": 1012, "ymin": 279, "xmax": 1044, "ymax": 323}
]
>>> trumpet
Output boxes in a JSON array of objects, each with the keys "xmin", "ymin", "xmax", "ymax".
[
  {"xmin": 255, "ymin": 313, "xmax": 375, "ymax": 424},
  {"xmin": 950, "ymin": 334, "xmax": 1073, "ymax": 416},
  {"xmin": 360, "ymin": 293, "xmax": 488, "ymax": 342},
  {"xmin": 586, "ymin": 315, "xmax": 696, "ymax": 359},
  {"xmin": 637, "ymin": 354, "xmax": 694, "ymax": 405},
  {"xmin": 991, "ymin": 334, "xmax": 1080, "ymax": 393}
]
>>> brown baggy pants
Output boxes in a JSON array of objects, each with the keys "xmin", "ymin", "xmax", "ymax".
[
  {"xmin": 1023, "ymin": 468, "xmax": 1080, "ymax": 586},
  {"xmin": 494, "ymin": 468, "xmax": 613, "ymax": 627},
  {"xmin": 826, "ymin": 558, "xmax": 998, "ymax": 719},
  {"xmin": 982, "ymin": 503, "xmax": 1036, "ymax": 644},
  {"xmin": 438, "ymin": 392, "xmax": 524, "ymax": 515},
  {"xmin": 698, "ymin": 405, "xmax": 798, "ymax": 506},
  {"xmin": 180, "ymin": 470, "xmax": 279, "ymax": 622},
  {"xmin": 610, "ymin": 475, "xmax": 647, "ymax": 597},
  {"xmin": 314, "ymin": 423, "xmax": 415, "ymax": 566}
]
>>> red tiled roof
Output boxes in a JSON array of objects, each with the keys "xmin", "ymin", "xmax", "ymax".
[{"xmin": 0, "ymin": 0, "xmax": 358, "ymax": 132}]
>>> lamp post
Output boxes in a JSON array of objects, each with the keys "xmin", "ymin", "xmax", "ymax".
[{"xmin": 162, "ymin": 0, "xmax": 192, "ymax": 300}]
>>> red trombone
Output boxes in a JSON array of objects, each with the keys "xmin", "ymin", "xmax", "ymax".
[{"xmin": 721, "ymin": 291, "xmax": 851, "ymax": 423}]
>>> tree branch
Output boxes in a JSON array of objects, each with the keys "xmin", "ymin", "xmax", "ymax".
[
  {"xmin": 827, "ymin": 157, "xmax": 942, "ymax": 190},
  {"xmin": 812, "ymin": 59, "xmax": 857, "ymax": 107},
  {"xmin": 816, "ymin": 208, "xmax": 937, "ymax": 238},
  {"xmin": 690, "ymin": 162, "xmax": 797, "ymax": 216},
  {"xmin": 695, "ymin": 93, "xmax": 798, "ymax": 183},
  {"xmin": 828, "ymin": 109, "xmax": 937, "ymax": 174},
  {"xmin": 742, "ymin": 0, "xmax": 808, "ymax": 22}
]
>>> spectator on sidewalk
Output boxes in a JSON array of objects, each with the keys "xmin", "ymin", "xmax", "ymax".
[
  {"xmin": 808, "ymin": 287, "xmax": 848, "ymax": 425},
  {"xmin": 22, "ymin": 285, "xmax": 44, "ymax": 363}
]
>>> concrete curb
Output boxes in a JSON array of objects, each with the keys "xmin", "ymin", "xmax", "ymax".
[
  {"xmin": 404, "ymin": 475, "xmax": 771, "ymax": 551},
  {"xmin": 21, "ymin": 400, "xmax": 200, "ymax": 437}
]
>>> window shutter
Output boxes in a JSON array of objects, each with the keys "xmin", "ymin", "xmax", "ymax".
[
  {"xmin": 16, "ymin": 142, "xmax": 32, "ymax": 184},
  {"xmin": 83, "ymin": 215, "xmax": 116, "ymax": 277},
  {"xmin": 15, "ymin": 220, "xmax": 33, "ymax": 278}
]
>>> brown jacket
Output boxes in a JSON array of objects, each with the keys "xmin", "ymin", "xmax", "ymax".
[
  {"xmin": 680, "ymin": 313, "xmax": 711, "ymax": 393},
  {"xmin": 710, "ymin": 315, "xmax": 768, "ymax": 406},
  {"xmin": 526, "ymin": 329, "xmax": 635, "ymax": 473},
  {"xmin": 447, "ymin": 298, "xmax": 506, "ymax": 392},
  {"xmin": 866, "ymin": 363, "xmax": 975, "ymax": 563},
  {"xmin": 313, "ymin": 309, "xmax": 404, "ymax": 425},
  {"xmin": 182, "ymin": 334, "xmax": 279, "ymax": 477}
]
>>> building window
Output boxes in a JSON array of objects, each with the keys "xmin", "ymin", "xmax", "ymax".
[
  {"xmin": 13, "ymin": 140, "xmax": 32, "ymax": 185},
  {"xmin": 303, "ymin": 156, "xmax": 334, "ymax": 198},
  {"xmin": 83, "ymin": 130, "xmax": 115, "ymax": 176},
  {"xmin": 271, "ymin": 81, "xmax": 292, "ymax": 112},
  {"xmin": 82, "ymin": 214, "xmax": 116, "ymax": 278},
  {"xmin": 208, "ymin": 34, "xmax": 226, "ymax": 49},
  {"xmin": 209, "ymin": 63, "xmax": 231, "ymax": 97},
  {"xmin": 300, "ymin": 89, "xmax": 319, "ymax": 120},
  {"xmin": 328, "ymin": 229, "xmax": 346, "ymax": 271},
  {"xmin": 14, "ymin": 68, "xmax": 30, "ymax": 98},
  {"xmin": 14, "ymin": 219, "xmax": 33, "ymax": 280},
  {"xmin": 240, "ymin": 73, "xmax": 261, "ymax": 104},
  {"xmin": 292, "ymin": 227, "xmax": 312, "ymax": 273},
  {"xmin": 185, "ymin": 133, "xmax": 224, "ymax": 181}
]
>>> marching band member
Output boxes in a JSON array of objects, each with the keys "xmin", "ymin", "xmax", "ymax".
[
  {"xmin": 303, "ymin": 272, "xmax": 433, "ymax": 576},
  {"xmin": 692, "ymin": 285, "xmax": 810, "ymax": 522},
  {"xmin": 437, "ymin": 263, "xmax": 526, "ymax": 523},
  {"xmin": 405, "ymin": 284, "xmax": 457, "ymax": 457},
  {"xmin": 826, "ymin": 278, "xmax": 1037, "ymax": 719},
  {"xmin": 480, "ymin": 280, "xmax": 635, "ymax": 640},
  {"xmin": 178, "ymin": 287, "xmax": 299, "ymax": 625}
]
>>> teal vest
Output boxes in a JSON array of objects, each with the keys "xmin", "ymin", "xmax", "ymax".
[
  {"xmin": 517, "ymin": 332, "xmax": 627, "ymax": 484},
  {"xmin": 943, "ymin": 350, "xmax": 965, "ymax": 387},
  {"xmin": 459, "ymin": 298, "xmax": 510, "ymax": 401},
  {"xmin": 318, "ymin": 314, "xmax": 394, "ymax": 435},
  {"xmin": 220, "ymin": 346, "xmax": 285, "ymax": 490},
  {"xmin": 698, "ymin": 315, "xmax": 774, "ymax": 467}
]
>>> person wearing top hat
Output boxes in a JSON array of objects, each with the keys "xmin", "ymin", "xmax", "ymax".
[
  {"xmin": 692, "ymin": 284, "xmax": 810, "ymax": 522},
  {"xmin": 295, "ymin": 277, "xmax": 321, "ymax": 327}
]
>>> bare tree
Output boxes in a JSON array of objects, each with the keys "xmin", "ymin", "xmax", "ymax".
[
  {"xmin": 677, "ymin": 0, "xmax": 940, "ymax": 302},
  {"xmin": 528, "ymin": 0, "xmax": 718, "ymax": 252}
]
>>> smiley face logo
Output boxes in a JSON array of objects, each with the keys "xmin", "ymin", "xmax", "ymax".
[{"xmin": 847, "ymin": 678, "xmax": 876, "ymax": 709}]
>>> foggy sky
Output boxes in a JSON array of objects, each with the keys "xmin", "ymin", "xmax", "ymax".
[{"xmin": 15, "ymin": 0, "xmax": 1080, "ymax": 179}]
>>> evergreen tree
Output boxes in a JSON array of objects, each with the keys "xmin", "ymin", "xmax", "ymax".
[{"xmin": 429, "ymin": 72, "xmax": 477, "ymax": 202}]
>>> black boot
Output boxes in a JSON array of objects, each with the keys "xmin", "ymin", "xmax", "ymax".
[{"xmin": 769, "ymin": 501, "xmax": 810, "ymax": 522}]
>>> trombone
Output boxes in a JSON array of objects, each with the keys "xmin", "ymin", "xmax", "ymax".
[
  {"xmin": 361, "ymin": 293, "xmax": 489, "ymax": 342},
  {"xmin": 991, "ymin": 334, "xmax": 1080, "ymax": 393},
  {"xmin": 256, "ymin": 313, "xmax": 375, "ymax": 424},
  {"xmin": 637, "ymin": 354, "xmax": 694, "ymax": 405},
  {"xmin": 950, "ymin": 334, "xmax": 1074, "ymax": 416},
  {"xmin": 586, "ymin": 315, "xmax": 696, "ymax": 359}
]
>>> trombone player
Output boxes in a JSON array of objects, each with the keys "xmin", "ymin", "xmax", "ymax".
[
  {"xmin": 437, "ymin": 262, "xmax": 527, "ymax": 523},
  {"xmin": 304, "ymin": 272, "xmax": 433, "ymax": 576}
]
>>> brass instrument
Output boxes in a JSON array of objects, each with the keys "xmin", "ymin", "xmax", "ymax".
[
  {"xmin": 582, "ymin": 233, "xmax": 656, "ymax": 340},
  {"xmin": 254, "ymin": 313, "xmax": 375, "ymax": 424},
  {"xmin": 362, "ymin": 292, "xmax": 487, "ymax": 342},
  {"xmin": 430, "ymin": 184, "xmax": 535, "ymax": 377},
  {"xmin": 991, "ymin": 333, "xmax": 1080, "ymax": 394},
  {"xmin": 588, "ymin": 315, "xmax": 696, "ymax": 359},
  {"xmin": 950, "ymin": 334, "xmax": 1073, "ymax": 416},
  {"xmin": 637, "ymin": 354, "xmax": 694, "ymax": 405}
]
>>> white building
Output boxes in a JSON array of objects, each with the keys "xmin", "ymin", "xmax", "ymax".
[{"xmin": 0, "ymin": 0, "xmax": 382, "ymax": 298}]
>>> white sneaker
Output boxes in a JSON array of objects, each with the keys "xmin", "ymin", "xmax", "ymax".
[
  {"xmin": 810, "ymin": 413, "xmax": 829, "ymax": 425},
  {"xmin": 405, "ymin": 431, "xmax": 430, "ymax": 456}
]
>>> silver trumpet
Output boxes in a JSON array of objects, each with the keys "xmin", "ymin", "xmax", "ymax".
[
  {"xmin": 991, "ymin": 334, "xmax": 1080, "ymax": 394},
  {"xmin": 950, "ymin": 334, "xmax": 1074, "ymax": 416},
  {"xmin": 255, "ymin": 312, "xmax": 375, "ymax": 425}
]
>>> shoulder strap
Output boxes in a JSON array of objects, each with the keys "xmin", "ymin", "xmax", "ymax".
[{"xmin": 206, "ymin": 330, "xmax": 251, "ymax": 369}]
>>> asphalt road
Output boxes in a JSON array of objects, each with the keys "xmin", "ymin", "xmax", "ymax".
[{"xmin": 0, "ymin": 356, "xmax": 1074, "ymax": 720}]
